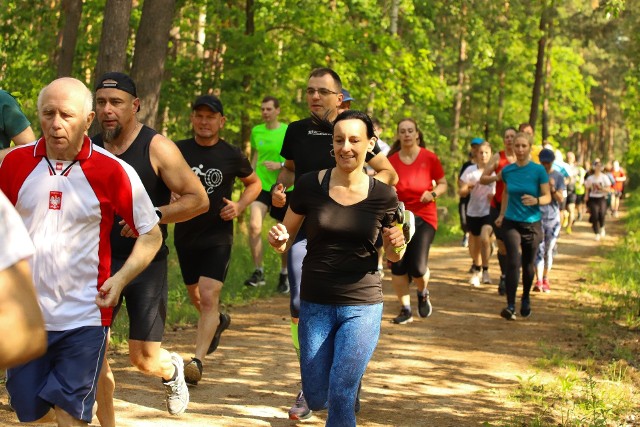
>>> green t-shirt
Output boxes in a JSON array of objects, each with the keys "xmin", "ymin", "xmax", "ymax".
[
  {"xmin": 0, "ymin": 90, "xmax": 32, "ymax": 149},
  {"xmin": 250, "ymin": 122, "xmax": 288, "ymax": 191}
]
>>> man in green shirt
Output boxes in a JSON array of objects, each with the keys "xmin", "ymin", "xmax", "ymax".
[
  {"xmin": 245, "ymin": 96, "xmax": 290, "ymax": 293},
  {"xmin": 0, "ymin": 90, "xmax": 36, "ymax": 161}
]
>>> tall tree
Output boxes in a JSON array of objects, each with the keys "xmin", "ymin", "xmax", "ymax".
[
  {"xmin": 451, "ymin": 3, "xmax": 467, "ymax": 155},
  {"xmin": 93, "ymin": 0, "xmax": 133, "ymax": 80},
  {"xmin": 529, "ymin": 2, "xmax": 553, "ymax": 131},
  {"xmin": 56, "ymin": 0, "xmax": 83, "ymax": 77},
  {"xmin": 239, "ymin": 0, "xmax": 255, "ymax": 155},
  {"xmin": 131, "ymin": 0, "xmax": 176, "ymax": 128}
]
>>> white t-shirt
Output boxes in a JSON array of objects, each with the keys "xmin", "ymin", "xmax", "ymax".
[
  {"xmin": 460, "ymin": 164, "xmax": 495, "ymax": 217},
  {"xmin": 585, "ymin": 173, "xmax": 611, "ymax": 198},
  {"xmin": 0, "ymin": 189, "xmax": 34, "ymax": 271}
]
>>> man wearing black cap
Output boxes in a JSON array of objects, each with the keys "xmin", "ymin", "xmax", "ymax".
[
  {"xmin": 92, "ymin": 72, "xmax": 209, "ymax": 423},
  {"xmin": 174, "ymin": 94, "xmax": 261, "ymax": 386}
]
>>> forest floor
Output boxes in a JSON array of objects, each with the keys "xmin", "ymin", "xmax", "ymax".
[{"xmin": 0, "ymin": 214, "xmax": 625, "ymax": 426}]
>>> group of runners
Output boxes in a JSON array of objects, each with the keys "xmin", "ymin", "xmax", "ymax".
[
  {"xmin": 0, "ymin": 67, "xmax": 627, "ymax": 427},
  {"xmin": 458, "ymin": 125, "xmax": 626, "ymax": 320}
]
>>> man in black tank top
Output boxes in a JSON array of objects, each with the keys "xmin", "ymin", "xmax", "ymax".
[{"xmin": 92, "ymin": 72, "xmax": 209, "ymax": 423}]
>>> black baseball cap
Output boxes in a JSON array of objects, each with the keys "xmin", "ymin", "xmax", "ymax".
[
  {"xmin": 95, "ymin": 72, "xmax": 138, "ymax": 98},
  {"xmin": 538, "ymin": 148, "xmax": 555, "ymax": 163},
  {"xmin": 192, "ymin": 95, "xmax": 224, "ymax": 116}
]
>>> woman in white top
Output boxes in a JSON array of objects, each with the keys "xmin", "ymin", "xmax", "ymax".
[
  {"xmin": 584, "ymin": 159, "xmax": 611, "ymax": 241},
  {"xmin": 459, "ymin": 141, "xmax": 495, "ymax": 286}
]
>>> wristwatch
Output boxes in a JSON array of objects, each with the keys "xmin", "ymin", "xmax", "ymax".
[
  {"xmin": 155, "ymin": 207, "xmax": 163, "ymax": 220},
  {"xmin": 431, "ymin": 191, "xmax": 437, "ymax": 200}
]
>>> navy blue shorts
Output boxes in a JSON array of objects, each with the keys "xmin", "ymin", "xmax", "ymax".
[
  {"xmin": 176, "ymin": 244, "xmax": 232, "ymax": 284},
  {"xmin": 6, "ymin": 326, "xmax": 108, "ymax": 423}
]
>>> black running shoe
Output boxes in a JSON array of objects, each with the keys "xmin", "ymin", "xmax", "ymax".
[
  {"xmin": 520, "ymin": 299, "xmax": 531, "ymax": 318},
  {"xmin": 207, "ymin": 312, "xmax": 231, "ymax": 355},
  {"xmin": 498, "ymin": 276, "xmax": 506, "ymax": 296},
  {"xmin": 500, "ymin": 306, "xmax": 516, "ymax": 321},
  {"xmin": 417, "ymin": 290, "xmax": 432, "ymax": 318},
  {"xmin": 277, "ymin": 273, "xmax": 290, "ymax": 294},
  {"xmin": 392, "ymin": 308, "xmax": 413, "ymax": 324},
  {"xmin": 244, "ymin": 269, "xmax": 265, "ymax": 287},
  {"xmin": 184, "ymin": 357, "xmax": 203, "ymax": 386}
]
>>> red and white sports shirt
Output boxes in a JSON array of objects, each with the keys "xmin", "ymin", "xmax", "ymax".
[{"xmin": 0, "ymin": 136, "xmax": 158, "ymax": 331}]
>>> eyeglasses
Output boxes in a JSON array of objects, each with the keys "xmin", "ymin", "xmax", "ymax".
[{"xmin": 305, "ymin": 87, "xmax": 340, "ymax": 97}]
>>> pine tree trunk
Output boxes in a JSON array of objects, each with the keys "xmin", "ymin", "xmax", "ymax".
[
  {"xmin": 93, "ymin": 0, "xmax": 133, "ymax": 80},
  {"xmin": 130, "ymin": 0, "xmax": 177, "ymax": 128},
  {"xmin": 529, "ymin": 5, "xmax": 550, "ymax": 131},
  {"xmin": 56, "ymin": 0, "xmax": 83, "ymax": 77}
]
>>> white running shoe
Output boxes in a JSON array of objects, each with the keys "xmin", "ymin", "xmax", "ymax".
[
  {"xmin": 469, "ymin": 271, "xmax": 481, "ymax": 287},
  {"xmin": 482, "ymin": 270, "xmax": 492, "ymax": 284},
  {"xmin": 163, "ymin": 352, "xmax": 189, "ymax": 415}
]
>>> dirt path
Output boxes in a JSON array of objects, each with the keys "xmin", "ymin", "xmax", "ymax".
[{"xmin": 0, "ymin": 216, "xmax": 621, "ymax": 426}]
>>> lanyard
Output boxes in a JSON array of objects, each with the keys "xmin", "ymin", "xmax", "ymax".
[{"xmin": 44, "ymin": 157, "xmax": 77, "ymax": 176}]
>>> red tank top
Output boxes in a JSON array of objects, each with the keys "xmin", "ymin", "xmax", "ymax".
[{"xmin": 491, "ymin": 151, "xmax": 511, "ymax": 208}]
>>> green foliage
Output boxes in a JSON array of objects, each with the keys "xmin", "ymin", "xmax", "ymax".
[{"xmin": 3, "ymin": 0, "xmax": 639, "ymax": 167}]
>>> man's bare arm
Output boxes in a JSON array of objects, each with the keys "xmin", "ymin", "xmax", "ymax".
[
  {"xmin": 0, "ymin": 259, "xmax": 46, "ymax": 369},
  {"xmin": 96, "ymin": 225, "xmax": 162, "ymax": 307},
  {"xmin": 150, "ymin": 135, "xmax": 209, "ymax": 223},
  {"xmin": 367, "ymin": 152, "xmax": 399, "ymax": 186},
  {"xmin": 479, "ymin": 153, "xmax": 500, "ymax": 185}
]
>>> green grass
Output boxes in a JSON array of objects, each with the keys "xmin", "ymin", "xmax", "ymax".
[{"xmin": 485, "ymin": 193, "xmax": 640, "ymax": 427}]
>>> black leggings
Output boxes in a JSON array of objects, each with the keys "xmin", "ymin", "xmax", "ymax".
[
  {"xmin": 390, "ymin": 217, "xmax": 436, "ymax": 278},
  {"xmin": 588, "ymin": 197, "xmax": 607, "ymax": 234},
  {"xmin": 502, "ymin": 219, "xmax": 542, "ymax": 307}
]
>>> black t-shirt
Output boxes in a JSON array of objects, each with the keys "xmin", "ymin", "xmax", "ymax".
[
  {"xmin": 92, "ymin": 125, "xmax": 170, "ymax": 261},
  {"xmin": 290, "ymin": 169, "xmax": 398, "ymax": 305},
  {"xmin": 281, "ymin": 117, "xmax": 381, "ymax": 185},
  {"xmin": 174, "ymin": 138, "xmax": 253, "ymax": 248}
]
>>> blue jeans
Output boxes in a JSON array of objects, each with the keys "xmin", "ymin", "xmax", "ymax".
[
  {"xmin": 299, "ymin": 301, "xmax": 383, "ymax": 427},
  {"xmin": 535, "ymin": 219, "xmax": 560, "ymax": 273}
]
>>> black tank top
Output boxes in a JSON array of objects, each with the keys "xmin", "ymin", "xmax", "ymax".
[{"xmin": 93, "ymin": 125, "xmax": 170, "ymax": 260}]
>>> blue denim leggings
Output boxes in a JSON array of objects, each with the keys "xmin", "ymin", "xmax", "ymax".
[
  {"xmin": 287, "ymin": 232, "xmax": 307, "ymax": 319},
  {"xmin": 299, "ymin": 301, "xmax": 383, "ymax": 427},
  {"xmin": 535, "ymin": 219, "xmax": 560, "ymax": 275}
]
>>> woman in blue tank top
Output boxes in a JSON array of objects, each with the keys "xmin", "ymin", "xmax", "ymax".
[{"xmin": 495, "ymin": 132, "xmax": 551, "ymax": 321}]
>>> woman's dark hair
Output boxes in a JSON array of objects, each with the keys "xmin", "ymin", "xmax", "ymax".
[
  {"xmin": 333, "ymin": 110, "xmax": 376, "ymax": 139},
  {"xmin": 387, "ymin": 118, "xmax": 425, "ymax": 157},
  {"xmin": 504, "ymin": 126, "xmax": 517, "ymax": 135}
]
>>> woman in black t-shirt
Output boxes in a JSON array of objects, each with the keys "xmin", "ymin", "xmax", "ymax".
[{"xmin": 268, "ymin": 111, "xmax": 406, "ymax": 427}]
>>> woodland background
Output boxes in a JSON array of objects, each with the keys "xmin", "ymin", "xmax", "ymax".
[{"xmin": 1, "ymin": 0, "xmax": 638, "ymax": 187}]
